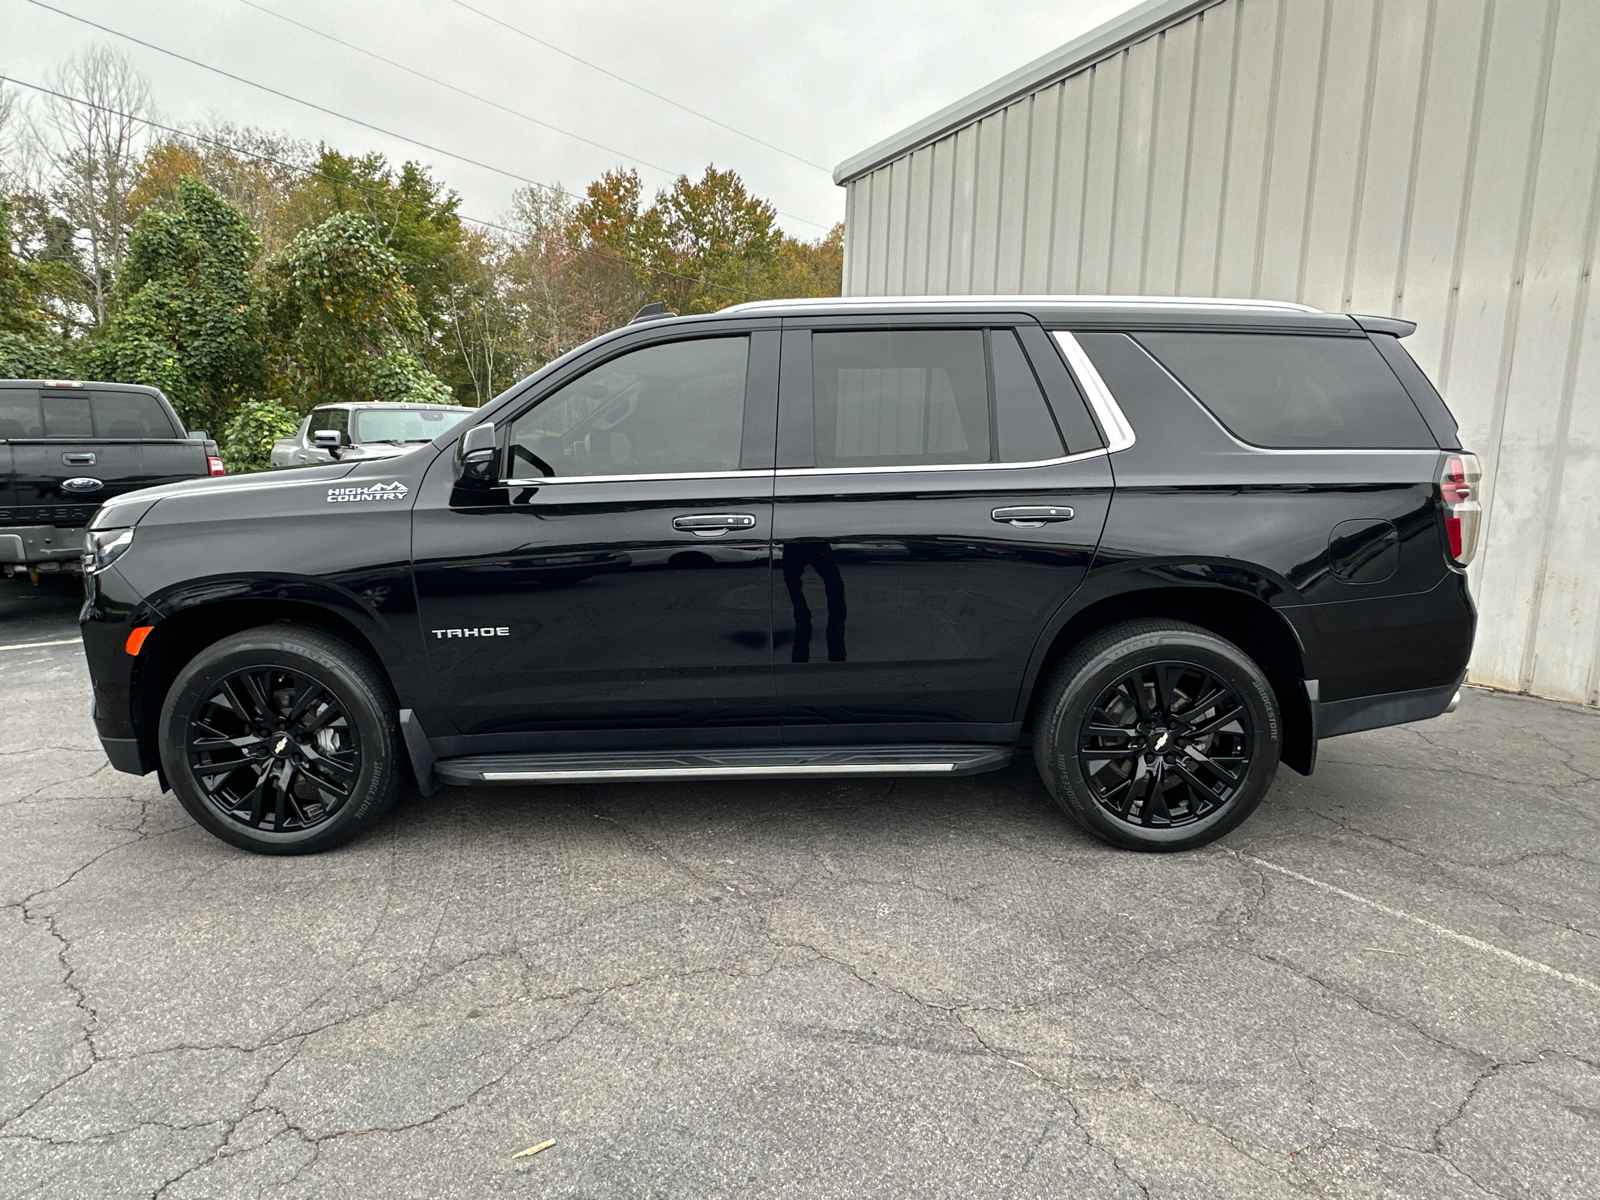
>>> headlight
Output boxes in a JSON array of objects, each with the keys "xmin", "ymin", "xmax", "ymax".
[{"xmin": 83, "ymin": 527, "xmax": 135, "ymax": 574}]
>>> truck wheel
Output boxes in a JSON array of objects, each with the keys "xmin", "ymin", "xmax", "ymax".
[
  {"xmin": 1032, "ymin": 620, "xmax": 1280, "ymax": 851},
  {"xmin": 159, "ymin": 624, "xmax": 401, "ymax": 855}
]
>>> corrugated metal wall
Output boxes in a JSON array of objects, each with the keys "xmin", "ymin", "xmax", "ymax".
[{"xmin": 840, "ymin": 0, "xmax": 1600, "ymax": 707}]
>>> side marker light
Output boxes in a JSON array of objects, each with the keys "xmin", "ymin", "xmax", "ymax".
[{"xmin": 125, "ymin": 625, "xmax": 154, "ymax": 656}]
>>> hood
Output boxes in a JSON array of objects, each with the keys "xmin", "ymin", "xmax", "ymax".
[{"xmin": 88, "ymin": 461, "xmax": 360, "ymax": 529}]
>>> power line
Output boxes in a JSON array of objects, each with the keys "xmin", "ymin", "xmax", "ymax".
[
  {"xmin": 449, "ymin": 0, "xmax": 832, "ymax": 175},
  {"xmin": 24, "ymin": 0, "xmax": 833, "ymax": 232},
  {"xmin": 0, "ymin": 73, "xmax": 764, "ymax": 299}
]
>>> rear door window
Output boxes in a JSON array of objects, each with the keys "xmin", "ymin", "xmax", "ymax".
[
  {"xmin": 0, "ymin": 392, "xmax": 44, "ymax": 438},
  {"xmin": 41, "ymin": 391, "xmax": 93, "ymax": 438},
  {"xmin": 1137, "ymin": 332, "xmax": 1436, "ymax": 449},
  {"xmin": 810, "ymin": 329, "xmax": 990, "ymax": 468},
  {"xmin": 91, "ymin": 390, "xmax": 179, "ymax": 438}
]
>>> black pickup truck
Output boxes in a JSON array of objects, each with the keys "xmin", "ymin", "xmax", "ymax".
[{"xmin": 1, "ymin": 379, "xmax": 222, "ymax": 580}]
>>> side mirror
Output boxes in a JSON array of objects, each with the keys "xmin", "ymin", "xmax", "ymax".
[
  {"xmin": 454, "ymin": 422, "xmax": 498, "ymax": 485},
  {"xmin": 186, "ymin": 429, "xmax": 208, "ymax": 441},
  {"xmin": 312, "ymin": 429, "xmax": 343, "ymax": 448}
]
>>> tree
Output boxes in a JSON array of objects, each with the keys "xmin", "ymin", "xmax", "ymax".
[
  {"xmin": 128, "ymin": 124, "xmax": 312, "ymax": 255},
  {"xmin": 83, "ymin": 177, "xmax": 265, "ymax": 433},
  {"xmin": 220, "ymin": 397, "xmax": 298, "ymax": 473},
  {"xmin": 34, "ymin": 47, "xmax": 155, "ymax": 327},
  {"xmin": 265, "ymin": 210, "xmax": 451, "ymax": 409},
  {"xmin": 643, "ymin": 166, "xmax": 786, "ymax": 314},
  {"xmin": 0, "ymin": 196, "xmax": 71, "ymax": 378}
]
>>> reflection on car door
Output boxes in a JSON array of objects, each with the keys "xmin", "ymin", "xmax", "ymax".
[
  {"xmin": 772, "ymin": 322, "xmax": 1112, "ymax": 739},
  {"xmin": 411, "ymin": 326, "xmax": 781, "ymax": 742}
]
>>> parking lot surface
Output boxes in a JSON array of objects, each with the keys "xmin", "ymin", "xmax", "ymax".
[{"xmin": 1, "ymin": 574, "xmax": 1597, "ymax": 1199}]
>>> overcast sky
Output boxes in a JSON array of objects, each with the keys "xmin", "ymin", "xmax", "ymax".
[{"xmin": 3, "ymin": 0, "xmax": 1143, "ymax": 240}]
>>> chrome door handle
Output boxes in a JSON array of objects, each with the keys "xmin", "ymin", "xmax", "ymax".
[
  {"xmin": 672, "ymin": 513, "xmax": 757, "ymax": 537},
  {"xmin": 992, "ymin": 505, "xmax": 1074, "ymax": 528}
]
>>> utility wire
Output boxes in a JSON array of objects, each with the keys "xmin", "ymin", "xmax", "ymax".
[
  {"xmin": 232, "ymin": 0, "xmax": 826, "ymax": 231},
  {"xmin": 25, "ymin": 0, "xmax": 831, "ymax": 233},
  {"xmin": 0, "ymin": 73, "xmax": 763, "ymax": 298},
  {"xmin": 449, "ymin": 0, "xmax": 832, "ymax": 174}
]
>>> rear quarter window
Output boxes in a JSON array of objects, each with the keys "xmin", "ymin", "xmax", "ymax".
[{"xmin": 1136, "ymin": 332, "xmax": 1437, "ymax": 449}]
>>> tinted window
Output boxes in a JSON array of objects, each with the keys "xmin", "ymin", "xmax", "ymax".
[
  {"xmin": 91, "ymin": 390, "xmax": 178, "ymax": 438},
  {"xmin": 0, "ymin": 392, "xmax": 43, "ymax": 438},
  {"xmin": 41, "ymin": 392, "xmax": 93, "ymax": 437},
  {"xmin": 510, "ymin": 337, "xmax": 748, "ymax": 477},
  {"xmin": 354, "ymin": 406, "xmax": 471, "ymax": 444},
  {"xmin": 1138, "ymin": 332, "xmax": 1436, "ymax": 449},
  {"xmin": 309, "ymin": 408, "xmax": 349, "ymax": 439},
  {"xmin": 992, "ymin": 330, "xmax": 1065, "ymax": 462},
  {"xmin": 811, "ymin": 330, "xmax": 989, "ymax": 468}
]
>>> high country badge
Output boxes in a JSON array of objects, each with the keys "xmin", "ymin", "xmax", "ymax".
[{"xmin": 327, "ymin": 481, "xmax": 410, "ymax": 504}]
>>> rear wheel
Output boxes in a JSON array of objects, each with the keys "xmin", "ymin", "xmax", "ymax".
[
  {"xmin": 1033, "ymin": 620, "xmax": 1280, "ymax": 851},
  {"xmin": 159, "ymin": 624, "xmax": 401, "ymax": 854}
]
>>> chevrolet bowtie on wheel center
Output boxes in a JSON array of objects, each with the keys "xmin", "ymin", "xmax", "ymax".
[{"xmin": 79, "ymin": 297, "xmax": 1476, "ymax": 854}]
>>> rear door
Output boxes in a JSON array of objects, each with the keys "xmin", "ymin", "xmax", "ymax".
[{"xmin": 772, "ymin": 318, "xmax": 1113, "ymax": 737}]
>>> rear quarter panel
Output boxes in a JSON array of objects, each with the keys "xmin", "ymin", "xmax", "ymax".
[{"xmin": 1072, "ymin": 331, "xmax": 1472, "ymax": 702}]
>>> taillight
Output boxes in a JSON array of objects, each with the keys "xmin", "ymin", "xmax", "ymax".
[
  {"xmin": 207, "ymin": 455, "xmax": 226, "ymax": 476},
  {"xmin": 1438, "ymin": 452, "xmax": 1482, "ymax": 567}
]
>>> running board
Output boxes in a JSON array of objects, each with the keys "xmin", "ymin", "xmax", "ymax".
[{"xmin": 431, "ymin": 744, "xmax": 1012, "ymax": 786}]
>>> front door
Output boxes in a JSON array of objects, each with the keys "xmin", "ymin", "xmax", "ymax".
[
  {"xmin": 412, "ymin": 327, "xmax": 780, "ymax": 742},
  {"xmin": 772, "ymin": 321, "xmax": 1113, "ymax": 739}
]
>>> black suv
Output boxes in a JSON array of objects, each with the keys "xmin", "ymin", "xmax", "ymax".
[{"xmin": 80, "ymin": 298, "xmax": 1477, "ymax": 855}]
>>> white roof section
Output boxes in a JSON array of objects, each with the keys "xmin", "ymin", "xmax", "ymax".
[{"xmin": 833, "ymin": 0, "xmax": 1220, "ymax": 185}]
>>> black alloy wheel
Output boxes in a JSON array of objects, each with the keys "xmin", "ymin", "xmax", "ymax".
[
  {"xmin": 1033, "ymin": 619, "xmax": 1280, "ymax": 851},
  {"xmin": 185, "ymin": 665, "xmax": 360, "ymax": 834},
  {"xmin": 1077, "ymin": 662, "xmax": 1253, "ymax": 829},
  {"xmin": 160, "ymin": 624, "xmax": 402, "ymax": 854}
]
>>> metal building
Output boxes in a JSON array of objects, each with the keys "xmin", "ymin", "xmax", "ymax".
[{"xmin": 834, "ymin": 0, "xmax": 1600, "ymax": 707}]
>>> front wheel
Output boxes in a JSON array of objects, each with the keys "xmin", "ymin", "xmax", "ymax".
[
  {"xmin": 159, "ymin": 624, "xmax": 402, "ymax": 855},
  {"xmin": 1033, "ymin": 620, "xmax": 1281, "ymax": 851}
]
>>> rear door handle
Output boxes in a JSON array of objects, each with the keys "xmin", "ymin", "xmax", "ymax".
[
  {"xmin": 992, "ymin": 505, "xmax": 1074, "ymax": 528},
  {"xmin": 672, "ymin": 513, "xmax": 757, "ymax": 537},
  {"xmin": 63, "ymin": 452, "xmax": 96, "ymax": 465}
]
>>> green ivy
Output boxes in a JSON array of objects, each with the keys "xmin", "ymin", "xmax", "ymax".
[
  {"xmin": 221, "ymin": 397, "xmax": 299, "ymax": 474},
  {"xmin": 83, "ymin": 178, "xmax": 266, "ymax": 432}
]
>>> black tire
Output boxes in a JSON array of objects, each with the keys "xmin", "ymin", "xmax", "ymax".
[
  {"xmin": 1032, "ymin": 619, "xmax": 1280, "ymax": 851},
  {"xmin": 158, "ymin": 623, "xmax": 401, "ymax": 855}
]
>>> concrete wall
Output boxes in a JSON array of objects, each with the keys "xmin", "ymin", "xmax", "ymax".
[{"xmin": 839, "ymin": 0, "xmax": 1600, "ymax": 706}]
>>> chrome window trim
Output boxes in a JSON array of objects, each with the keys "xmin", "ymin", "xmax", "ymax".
[
  {"xmin": 1052, "ymin": 331, "xmax": 1137, "ymax": 453},
  {"xmin": 774, "ymin": 446, "xmax": 1109, "ymax": 478},
  {"xmin": 501, "ymin": 467, "xmax": 773, "ymax": 486}
]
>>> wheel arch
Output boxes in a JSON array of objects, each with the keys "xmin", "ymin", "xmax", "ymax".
[
  {"xmin": 130, "ymin": 589, "xmax": 400, "ymax": 772},
  {"xmin": 1017, "ymin": 583, "xmax": 1316, "ymax": 776}
]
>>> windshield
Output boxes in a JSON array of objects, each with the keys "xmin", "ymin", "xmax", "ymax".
[{"xmin": 353, "ymin": 406, "xmax": 473, "ymax": 443}]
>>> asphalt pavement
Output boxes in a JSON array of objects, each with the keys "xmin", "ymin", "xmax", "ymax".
[{"xmin": 2, "ymin": 573, "xmax": 1597, "ymax": 1199}]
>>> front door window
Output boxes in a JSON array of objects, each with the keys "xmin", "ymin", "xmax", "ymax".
[{"xmin": 508, "ymin": 337, "xmax": 749, "ymax": 478}]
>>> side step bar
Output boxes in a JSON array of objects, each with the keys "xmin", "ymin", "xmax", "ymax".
[{"xmin": 432, "ymin": 744, "xmax": 1013, "ymax": 786}]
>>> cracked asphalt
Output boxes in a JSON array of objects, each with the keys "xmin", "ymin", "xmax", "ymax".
[{"xmin": 2, "ymin": 575, "xmax": 1598, "ymax": 1199}]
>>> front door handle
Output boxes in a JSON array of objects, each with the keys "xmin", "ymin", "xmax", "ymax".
[
  {"xmin": 992, "ymin": 505, "xmax": 1075, "ymax": 528},
  {"xmin": 672, "ymin": 513, "xmax": 757, "ymax": 537}
]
